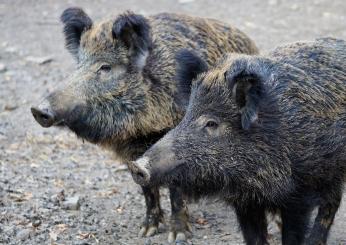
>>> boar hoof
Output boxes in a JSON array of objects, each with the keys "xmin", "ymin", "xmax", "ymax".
[
  {"xmin": 175, "ymin": 233, "xmax": 189, "ymax": 245},
  {"xmin": 139, "ymin": 225, "xmax": 158, "ymax": 237},
  {"xmin": 167, "ymin": 228, "xmax": 191, "ymax": 243},
  {"xmin": 167, "ymin": 213, "xmax": 192, "ymax": 243},
  {"xmin": 139, "ymin": 210, "xmax": 164, "ymax": 237}
]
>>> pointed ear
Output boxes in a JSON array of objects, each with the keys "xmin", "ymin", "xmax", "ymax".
[
  {"xmin": 225, "ymin": 68, "xmax": 265, "ymax": 130},
  {"xmin": 60, "ymin": 7, "xmax": 92, "ymax": 58},
  {"xmin": 112, "ymin": 12, "xmax": 151, "ymax": 67},
  {"xmin": 175, "ymin": 49, "xmax": 208, "ymax": 108}
]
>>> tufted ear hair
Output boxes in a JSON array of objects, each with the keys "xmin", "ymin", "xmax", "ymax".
[
  {"xmin": 225, "ymin": 60, "xmax": 266, "ymax": 130},
  {"xmin": 61, "ymin": 7, "xmax": 93, "ymax": 59},
  {"xmin": 175, "ymin": 49, "xmax": 208, "ymax": 109},
  {"xmin": 112, "ymin": 12, "xmax": 152, "ymax": 67}
]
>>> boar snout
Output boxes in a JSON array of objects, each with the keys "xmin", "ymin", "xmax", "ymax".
[
  {"xmin": 129, "ymin": 157, "xmax": 151, "ymax": 186},
  {"xmin": 31, "ymin": 100, "xmax": 57, "ymax": 128},
  {"xmin": 130, "ymin": 134, "xmax": 185, "ymax": 186}
]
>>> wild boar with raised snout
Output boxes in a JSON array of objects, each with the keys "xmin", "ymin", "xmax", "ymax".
[
  {"xmin": 30, "ymin": 7, "xmax": 258, "ymax": 242},
  {"xmin": 130, "ymin": 38, "xmax": 346, "ymax": 244}
]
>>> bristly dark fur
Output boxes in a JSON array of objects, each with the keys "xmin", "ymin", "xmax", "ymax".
[
  {"xmin": 138, "ymin": 37, "xmax": 346, "ymax": 245},
  {"xmin": 60, "ymin": 7, "xmax": 92, "ymax": 58}
]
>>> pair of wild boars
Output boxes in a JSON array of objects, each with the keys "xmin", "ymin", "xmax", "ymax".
[{"xmin": 31, "ymin": 7, "xmax": 346, "ymax": 245}]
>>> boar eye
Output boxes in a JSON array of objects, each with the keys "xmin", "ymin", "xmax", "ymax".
[
  {"xmin": 205, "ymin": 120, "xmax": 218, "ymax": 128},
  {"xmin": 99, "ymin": 64, "xmax": 112, "ymax": 73}
]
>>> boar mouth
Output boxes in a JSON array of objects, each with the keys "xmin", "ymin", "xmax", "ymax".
[
  {"xmin": 54, "ymin": 119, "xmax": 66, "ymax": 127},
  {"xmin": 151, "ymin": 161, "xmax": 187, "ymax": 187}
]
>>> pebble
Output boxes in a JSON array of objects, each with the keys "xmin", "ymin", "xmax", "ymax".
[
  {"xmin": 268, "ymin": 0, "xmax": 278, "ymax": 5},
  {"xmin": 26, "ymin": 56, "xmax": 53, "ymax": 65},
  {"xmin": 178, "ymin": 0, "xmax": 195, "ymax": 3},
  {"xmin": 32, "ymin": 218, "xmax": 41, "ymax": 227},
  {"xmin": 51, "ymin": 189, "xmax": 65, "ymax": 205},
  {"xmin": 4, "ymin": 46, "xmax": 17, "ymax": 53},
  {"xmin": 244, "ymin": 21, "xmax": 257, "ymax": 28},
  {"xmin": 196, "ymin": 211, "xmax": 205, "ymax": 218},
  {"xmin": 62, "ymin": 196, "xmax": 80, "ymax": 210},
  {"xmin": 144, "ymin": 238, "xmax": 152, "ymax": 245},
  {"xmin": 4, "ymin": 104, "xmax": 18, "ymax": 111},
  {"xmin": 16, "ymin": 229, "xmax": 32, "ymax": 241},
  {"xmin": 3, "ymin": 225, "xmax": 16, "ymax": 236},
  {"xmin": 0, "ymin": 63, "xmax": 6, "ymax": 72},
  {"xmin": 290, "ymin": 4, "xmax": 299, "ymax": 10}
]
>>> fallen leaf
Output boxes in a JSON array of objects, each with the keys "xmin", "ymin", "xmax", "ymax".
[
  {"xmin": 8, "ymin": 191, "xmax": 32, "ymax": 202},
  {"xmin": 77, "ymin": 232, "xmax": 99, "ymax": 244},
  {"xmin": 49, "ymin": 224, "xmax": 68, "ymax": 241},
  {"xmin": 77, "ymin": 232, "xmax": 92, "ymax": 240},
  {"xmin": 49, "ymin": 230, "xmax": 58, "ymax": 241},
  {"xmin": 54, "ymin": 179, "xmax": 65, "ymax": 188},
  {"xmin": 56, "ymin": 224, "xmax": 68, "ymax": 231},
  {"xmin": 196, "ymin": 217, "xmax": 208, "ymax": 225},
  {"xmin": 97, "ymin": 188, "xmax": 118, "ymax": 198}
]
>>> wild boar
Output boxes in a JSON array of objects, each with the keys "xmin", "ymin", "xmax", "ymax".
[
  {"xmin": 31, "ymin": 7, "xmax": 258, "ymax": 242},
  {"xmin": 130, "ymin": 38, "xmax": 346, "ymax": 244}
]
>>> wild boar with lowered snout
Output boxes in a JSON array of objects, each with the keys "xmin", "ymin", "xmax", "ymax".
[
  {"xmin": 130, "ymin": 38, "xmax": 346, "ymax": 245},
  {"xmin": 30, "ymin": 7, "xmax": 258, "ymax": 242}
]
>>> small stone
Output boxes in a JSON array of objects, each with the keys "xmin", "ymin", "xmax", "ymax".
[
  {"xmin": 4, "ymin": 104, "xmax": 18, "ymax": 111},
  {"xmin": 51, "ymin": 189, "xmax": 65, "ymax": 205},
  {"xmin": 49, "ymin": 230, "xmax": 58, "ymax": 241},
  {"xmin": 32, "ymin": 218, "xmax": 41, "ymax": 227},
  {"xmin": 113, "ymin": 165, "xmax": 128, "ymax": 173},
  {"xmin": 290, "ymin": 4, "xmax": 299, "ymax": 10},
  {"xmin": 178, "ymin": 0, "xmax": 195, "ymax": 3},
  {"xmin": 62, "ymin": 196, "xmax": 80, "ymax": 210},
  {"xmin": 195, "ymin": 211, "xmax": 204, "ymax": 218},
  {"xmin": 0, "ymin": 135, "xmax": 6, "ymax": 142},
  {"xmin": 3, "ymin": 225, "xmax": 16, "ymax": 236},
  {"xmin": 26, "ymin": 56, "xmax": 53, "ymax": 65},
  {"xmin": 16, "ymin": 229, "xmax": 32, "ymax": 241},
  {"xmin": 5, "ymin": 46, "xmax": 17, "ymax": 53},
  {"xmin": 0, "ymin": 63, "xmax": 6, "ymax": 72},
  {"xmin": 323, "ymin": 12, "xmax": 331, "ymax": 18},
  {"xmin": 244, "ymin": 21, "xmax": 257, "ymax": 28},
  {"xmin": 268, "ymin": 0, "xmax": 277, "ymax": 5}
]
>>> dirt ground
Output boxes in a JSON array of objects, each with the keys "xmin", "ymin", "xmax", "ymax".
[{"xmin": 0, "ymin": 0, "xmax": 346, "ymax": 244}]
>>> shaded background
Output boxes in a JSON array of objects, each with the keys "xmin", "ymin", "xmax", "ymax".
[{"xmin": 0, "ymin": 0, "xmax": 346, "ymax": 244}]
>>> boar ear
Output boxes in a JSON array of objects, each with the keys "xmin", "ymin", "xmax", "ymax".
[
  {"xmin": 61, "ymin": 7, "xmax": 92, "ymax": 58},
  {"xmin": 175, "ymin": 49, "xmax": 208, "ymax": 104},
  {"xmin": 112, "ymin": 12, "xmax": 151, "ymax": 67},
  {"xmin": 175, "ymin": 49, "xmax": 208, "ymax": 94},
  {"xmin": 225, "ymin": 68, "xmax": 265, "ymax": 130}
]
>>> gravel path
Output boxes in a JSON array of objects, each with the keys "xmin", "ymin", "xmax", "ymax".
[{"xmin": 0, "ymin": 0, "xmax": 346, "ymax": 244}]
